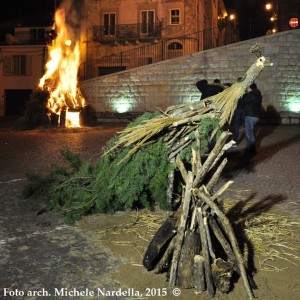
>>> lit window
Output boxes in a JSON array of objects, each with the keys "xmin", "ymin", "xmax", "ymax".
[{"xmin": 170, "ymin": 9, "xmax": 180, "ymax": 25}]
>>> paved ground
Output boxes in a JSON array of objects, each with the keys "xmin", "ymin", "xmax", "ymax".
[
  {"xmin": 221, "ymin": 123, "xmax": 300, "ymax": 220},
  {"xmin": 0, "ymin": 117, "xmax": 300, "ymax": 299},
  {"xmin": 0, "ymin": 118, "xmax": 129, "ymax": 300}
]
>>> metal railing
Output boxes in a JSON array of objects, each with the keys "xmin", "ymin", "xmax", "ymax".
[
  {"xmin": 1, "ymin": 30, "xmax": 52, "ymax": 45},
  {"xmin": 92, "ymin": 22, "xmax": 163, "ymax": 41},
  {"xmin": 80, "ymin": 24, "xmax": 238, "ymax": 80},
  {"xmin": 80, "ymin": 15, "xmax": 299, "ymax": 81}
]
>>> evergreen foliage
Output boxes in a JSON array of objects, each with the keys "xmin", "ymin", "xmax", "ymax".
[
  {"xmin": 24, "ymin": 113, "xmax": 221, "ymax": 224},
  {"xmin": 92, "ymin": 137, "xmax": 173, "ymax": 213}
]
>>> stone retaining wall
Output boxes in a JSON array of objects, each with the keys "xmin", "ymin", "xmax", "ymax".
[{"xmin": 80, "ymin": 29, "xmax": 300, "ymax": 124}]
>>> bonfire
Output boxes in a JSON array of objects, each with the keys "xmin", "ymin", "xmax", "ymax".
[{"xmin": 38, "ymin": 5, "xmax": 86, "ymax": 128}]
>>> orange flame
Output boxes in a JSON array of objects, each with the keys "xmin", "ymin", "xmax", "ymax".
[{"xmin": 39, "ymin": 8, "xmax": 85, "ymax": 128}]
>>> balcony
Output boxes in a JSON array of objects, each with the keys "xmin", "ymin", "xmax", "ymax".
[
  {"xmin": 92, "ymin": 23, "xmax": 162, "ymax": 43},
  {"xmin": 2, "ymin": 28, "xmax": 52, "ymax": 46}
]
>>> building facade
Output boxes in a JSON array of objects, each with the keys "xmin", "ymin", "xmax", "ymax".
[
  {"xmin": 80, "ymin": 0, "xmax": 231, "ymax": 79},
  {"xmin": 80, "ymin": 29, "xmax": 300, "ymax": 120},
  {"xmin": 0, "ymin": 26, "xmax": 51, "ymax": 117},
  {"xmin": 0, "ymin": 0, "xmax": 232, "ymax": 117}
]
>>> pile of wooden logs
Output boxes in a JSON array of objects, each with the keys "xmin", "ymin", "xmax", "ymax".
[
  {"xmin": 143, "ymin": 130, "xmax": 254, "ymax": 299},
  {"xmin": 116, "ymin": 44, "xmax": 271, "ymax": 299}
]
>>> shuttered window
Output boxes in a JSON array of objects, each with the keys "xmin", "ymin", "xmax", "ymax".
[
  {"xmin": 141, "ymin": 10, "xmax": 155, "ymax": 34},
  {"xmin": 103, "ymin": 13, "xmax": 116, "ymax": 35},
  {"xmin": 3, "ymin": 55, "xmax": 31, "ymax": 76}
]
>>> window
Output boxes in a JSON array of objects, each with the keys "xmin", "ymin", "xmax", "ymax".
[
  {"xmin": 103, "ymin": 13, "xmax": 116, "ymax": 36},
  {"xmin": 3, "ymin": 55, "xmax": 31, "ymax": 76},
  {"xmin": 168, "ymin": 42, "xmax": 183, "ymax": 59},
  {"xmin": 168, "ymin": 42, "xmax": 182, "ymax": 50},
  {"xmin": 30, "ymin": 28, "xmax": 45, "ymax": 43},
  {"xmin": 170, "ymin": 9, "xmax": 180, "ymax": 25},
  {"xmin": 141, "ymin": 10, "xmax": 155, "ymax": 34}
]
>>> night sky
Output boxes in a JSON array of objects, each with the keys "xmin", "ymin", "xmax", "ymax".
[
  {"xmin": 0, "ymin": 0, "xmax": 262, "ymax": 24},
  {"xmin": 0, "ymin": 0, "xmax": 61, "ymax": 39},
  {"xmin": 0, "ymin": 0, "xmax": 58, "ymax": 26},
  {"xmin": 224, "ymin": 0, "xmax": 262, "ymax": 17},
  {"xmin": 0, "ymin": 0, "xmax": 268, "ymax": 40},
  {"xmin": 224, "ymin": 0, "xmax": 273, "ymax": 39}
]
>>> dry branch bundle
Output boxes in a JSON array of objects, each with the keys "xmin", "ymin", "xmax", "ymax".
[{"xmin": 139, "ymin": 45, "xmax": 272, "ymax": 299}]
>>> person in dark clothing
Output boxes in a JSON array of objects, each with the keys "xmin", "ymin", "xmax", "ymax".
[
  {"xmin": 196, "ymin": 79, "xmax": 224, "ymax": 100},
  {"xmin": 196, "ymin": 79, "xmax": 210, "ymax": 100},
  {"xmin": 211, "ymin": 78, "xmax": 225, "ymax": 94},
  {"xmin": 196, "ymin": 78, "xmax": 225, "ymax": 151},
  {"xmin": 232, "ymin": 77, "xmax": 244, "ymax": 144},
  {"xmin": 239, "ymin": 82, "xmax": 262, "ymax": 155},
  {"xmin": 232, "ymin": 96, "xmax": 244, "ymax": 143}
]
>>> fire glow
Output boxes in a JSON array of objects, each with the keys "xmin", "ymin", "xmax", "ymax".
[{"xmin": 39, "ymin": 7, "xmax": 86, "ymax": 128}]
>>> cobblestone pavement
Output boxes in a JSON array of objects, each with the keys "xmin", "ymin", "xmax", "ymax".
[
  {"xmin": 0, "ymin": 119, "xmax": 130, "ymax": 300},
  {"xmin": 221, "ymin": 123, "xmax": 300, "ymax": 221},
  {"xmin": 0, "ymin": 118, "xmax": 300, "ymax": 299}
]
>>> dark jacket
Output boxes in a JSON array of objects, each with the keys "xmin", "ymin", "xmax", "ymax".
[
  {"xmin": 196, "ymin": 80, "xmax": 224, "ymax": 100},
  {"xmin": 235, "ymin": 97, "xmax": 244, "ymax": 110},
  {"xmin": 240, "ymin": 88, "xmax": 262, "ymax": 118}
]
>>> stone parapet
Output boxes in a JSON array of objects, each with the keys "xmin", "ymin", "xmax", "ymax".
[{"xmin": 80, "ymin": 29, "xmax": 300, "ymax": 120}]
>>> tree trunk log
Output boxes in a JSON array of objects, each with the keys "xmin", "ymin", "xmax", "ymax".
[
  {"xmin": 172, "ymin": 110, "xmax": 215, "ymax": 127},
  {"xmin": 155, "ymin": 238, "xmax": 175, "ymax": 274},
  {"xmin": 168, "ymin": 139, "xmax": 192, "ymax": 160},
  {"xmin": 196, "ymin": 191, "xmax": 254, "ymax": 300},
  {"xmin": 143, "ymin": 217, "xmax": 177, "ymax": 271},
  {"xmin": 196, "ymin": 208, "xmax": 215, "ymax": 298},
  {"xmin": 169, "ymin": 171, "xmax": 194, "ymax": 287},
  {"xmin": 211, "ymin": 258, "xmax": 234, "ymax": 293},
  {"xmin": 193, "ymin": 131, "xmax": 231, "ymax": 188},
  {"xmin": 194, "ymin": 255, "xmax": 206, "ymax": 292},
  {"xmin": 166, "ymin": 158, "xmax": 175, "ymax": 204},
  {"xmin": 165, "ymin": 101, "xmax": 208, "ymax": 117},
  {"xmin": 208, "ymin": 217, "xmax": 239, "ymax": 273},
  {"xmin": 177, "ymin": 229, "xmax": 201, "ymax": 288},
  {"xmin": 206, "ymin": 157, "xmax": 228, "ymax": 193},
  {"xmin": 175, "ymin": 155, "xmax": 188, "ymax": 183}
]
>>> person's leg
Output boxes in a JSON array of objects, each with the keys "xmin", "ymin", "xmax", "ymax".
[
  {"xmin": 233, "ymin": 108, "xmax": 243, "ymax": 143},
  {"xmin": 244, "ymin": 116, "xmax": 259, "ymax": 153}
]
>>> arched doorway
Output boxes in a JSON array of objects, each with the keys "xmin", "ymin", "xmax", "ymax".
[{"xmin": 167, "ymin": 42, "xmax": 183, "ymax": 59}]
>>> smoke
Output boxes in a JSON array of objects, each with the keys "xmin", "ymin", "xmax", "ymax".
[{"xmin": 56, "ymin": 0, "xmax": 85, "ymax": 40}]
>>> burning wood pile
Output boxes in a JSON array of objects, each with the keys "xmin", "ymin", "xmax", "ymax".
[{"xmin": 38, "ymin": 4, "xmax": 86, "ymax": 128}]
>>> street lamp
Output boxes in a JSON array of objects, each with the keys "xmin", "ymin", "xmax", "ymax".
[
  {"xmin": 229, "ymin": 14, "xmax": 236, "ymax": 21},
  {"xmin": 264, "ymin": 2, "xmax": 279, "ymax": 34},
  {"xmin": 265, "ymin": 3, "xmax": 273, "ymax": 11}
]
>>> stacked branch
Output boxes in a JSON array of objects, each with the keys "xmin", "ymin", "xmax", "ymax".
[
  {"xmin": 143, "ymin": 131, "xmax": 254, "ymax": 299},
  {"xmin": 105, "ymin": 44, "xmax": 270, "ymax": 161},
  {"xmin": 109, "ymin": 44, "xmax": 270, "ymax": 298}
]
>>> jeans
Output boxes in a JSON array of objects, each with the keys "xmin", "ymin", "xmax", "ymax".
[
  {"xmin": 244, "ymin": 116, "xmax": 259, "ymax": 149},
  {"xmin": 233, "ymin": 108, "xmax": 244, "ymax": 142}
]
